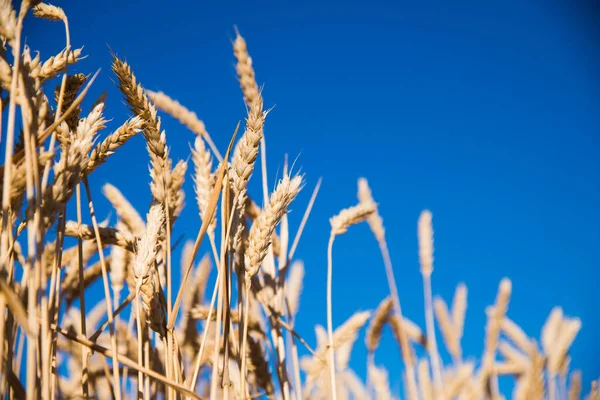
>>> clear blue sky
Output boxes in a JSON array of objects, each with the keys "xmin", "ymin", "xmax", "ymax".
[{"xmin": 26, "ymin": 0, "xmax": 599, "ymax": 395}]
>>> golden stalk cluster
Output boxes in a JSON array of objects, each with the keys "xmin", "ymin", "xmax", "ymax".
[{"xmin": 0, "ymin": 2, "xmax": 594, "ymax": 400}]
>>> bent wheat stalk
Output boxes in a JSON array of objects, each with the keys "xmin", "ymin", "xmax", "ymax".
[{"xmin": 327, "ymin": 202, "xmax": 375, "ymax": 400}]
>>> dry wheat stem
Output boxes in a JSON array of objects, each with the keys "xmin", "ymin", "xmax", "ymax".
[
  {"xmin": 168, "ymin": 122, "xmax": 237, "ymax": 331},
  {"xmin": 75, "ymin": 184, "xmax": 90, "ymax": 397},
  {"xmin": 326, "ymin": 202, "xmax": 375, "ymax": 400},
  {"xmin": 83, "ymin": 177, "xmax": 122, "ymax": 400},
  {"xmin": 358, "ymin": 177, "xmax": 418, "ymax": 399},
  {"xmin": 56, "ymin": 327, "xmax": 202, "ymax": 400}
]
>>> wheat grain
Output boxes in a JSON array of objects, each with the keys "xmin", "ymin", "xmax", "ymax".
[
  {"xmin": 133, "ymin": 203, "xmax": 165, "ymax": 336},
  {"xmin": 30, "ymin": 47, "xmax": 83, "ymax": 81},
  {"xmin": 192, "ymin": 135, "xmax": 216, "ymax": 230},
  {"xmin": 285, "ymin": 260, "xmax": 304, "ymax": 318},
  {"xmin": 231, "ymin": 95, "xmax": 265, "ymax": 210},
  {"xmin": 64, "ymin": 221, "xmax": 135, "ymax": 251},
  {"xmin": 569, "ymin": 370, "xmax": 582, "ymax": 400},
  {"xmin": 357, "ymin": 178, "xmax": 384, "ymax": 241},
  {"xmin": 389, "ymin": 315, "xmax": 426, "ymax": 348},
  {"xmin": 245, "ymin": 173, "xmax": 302, "ymax": 281},
  {"xmin": 54, "ymin": 73, "xmax": 86, "ymax": 130},
  {"xmin": 110, "ymin": 223, "xmax": 129, "ymax": 306},
  {"xmin": 101, "ymin": 183, "xmax": 145, "ymax": 236},
  {"xmin": 246, "ymin": 334, "xmax": 275, "ymax": 398},
  {"xmin": 501, "ymin": 316, "xmax": 533, "ymax": 354},
  {"xmin": 32, "ymin": 3, "xmax": 66, "ymax": 21},
  {"xmin": 366, "ymin": 297, "xmax": 393, "ymax": 354},
  {"xmin": 547, "ymin": 317, "xmax": 581, "ymax": 376},
  {"xmin": 42, "ymin": 104, "xmax": 104, "ymax": 228},
  {"xmin": 542, "ymin": 307, "xmax": 563, "ymax": 356},
  {"xmin": 233, "ymin": 31, "xmax": 260, "ymax": 107},
  {"xmin": 480, "ymin": 278, "xmax": 512, "ymax": 395},
  {"xmin": 498, "ymin": 340, "xmax": 530, "ymax": 370},
  {"xmin": 433, "ymin": 296, "xmax": 460, "ymax": 361},
  {"xmin": 417, "ymin": 210, "xmax": 434, "ymax": 276},
  {"xmin": 87, "ymin": 117, "xmax": 144, "ymax": 173},
  {"xmin": 330, "ymin": 202, "xmax": 376, "ymax": 236},
  {"xmin": 147, "ymin": 90, "xmax": 222, "ymax": 160},
  {"xmin": 301, "ymin": 311, "xmax": 371, "ymax": 385},
  {"xmin": 451, "ymin": 283, "xmax": 467, "ymax": 343},
  {"xmin": 0, "ymin": 0, "xmax": 16, "ymax": 41}
]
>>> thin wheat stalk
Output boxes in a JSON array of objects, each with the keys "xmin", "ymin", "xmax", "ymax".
[
  {"xmin": 17, "ymin": 60, "xmax": 50, "ymax": 399},
  {"xmin": 75, "ymin": 185, "xmax": 90, "ymax": 397},
  {"xmin": 49, "ymin": 214, "xmax": 67, "ymax": 398},
  {"xmin": 87, "ymin": 117, "xmax": 145, "ymax": 174},
  {"xmin": 102, "ymin": 183, "xmax": 145, "ymax": 236},
  {"xmin": 30, "ymin": 47, "xmax": 83, "ymax": 81},
  {"xmin": 56, "ymin": 327, "xmax": 202, "ymax": 399},
  {"xmin": 189, "ymin": 265, "xmax": 222, "ymax": 391},
  {"xmin": 39, "ymin": 5, "xmax": 71, "ymax": 265},
  {"xmin": 358, "ymin": 177, "xmax": 418, "ymax": 399},
  {"xmin": 0, "ymin": 11, "xmax": 26, "ymax": 355},
  {"xmin": 327, "ymin": 202, "xmax": 375, "ymax": 400},
  {"xmin": 82, "ymin": 177, "xmax": 123, "ymax": 400},
  {"xmin": 0, "ymin": 0, "xmax": 16, "ymax": 43},
  {"xmin": 366, "ymin": 297, "xmax": 393, "ymax": 355}
]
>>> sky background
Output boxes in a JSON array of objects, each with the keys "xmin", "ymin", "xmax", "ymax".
[{"xmin": 24, "ymin": 0, "xmax": 599, "ymax": 396}]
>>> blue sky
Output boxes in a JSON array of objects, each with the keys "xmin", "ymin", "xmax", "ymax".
[{"xmin": 25, "ymin": 0, "xmax": 599, "ymax": 396}]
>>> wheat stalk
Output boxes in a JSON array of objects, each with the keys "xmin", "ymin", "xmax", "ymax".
[
  {"xmin": 326, "ymin": 202, "xmax": 375, "ymax": 400},
  {"xmin": 87, "ymin": 117, "xmax": 144, "ymax": 173},
  {"xmin": 244, "ymin": 173, "xmax": 303, "ymax": 281}
]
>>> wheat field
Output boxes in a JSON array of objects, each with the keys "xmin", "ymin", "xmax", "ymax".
[{"xmin": 0, "ymin": 1, "xmax": 596, "ymax": 399}]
